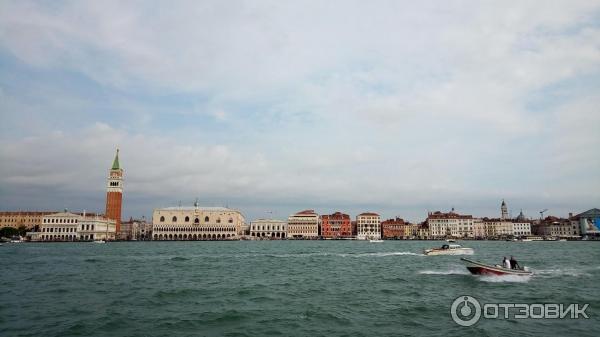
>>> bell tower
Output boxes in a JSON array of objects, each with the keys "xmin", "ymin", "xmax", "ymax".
[
  {"xmin": 501, "ymin": 199, "xmax": 508, "ymax": 220},
  {"xmin": 105, "ymin": 148, "xmax": 123, "ymax": 234}
]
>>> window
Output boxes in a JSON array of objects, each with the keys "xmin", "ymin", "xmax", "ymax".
[
  {"xmin": 172, "ymin": 216, "xmax": 177, "ymax": 222},
  {"xmin": 160, "ymin": 216, "xmax": 165, "ymax": 222},
  {"xmin": 185, "ymin": 216, "xmax": 190, "ymax": 222},
  {"xmin": 217, "ymin": 218, "xmax": 221, "ymax": 223},
  {"xmin": 194, "ymin": 218, "xmax": 199, "ymax": 224},
  {"xmin": 204, "ymin": 216, "xmax": 209, "ymax": 222},
  {"xmin": 228, "ymin": 218, "xmax": 233, "ymax": 223}
]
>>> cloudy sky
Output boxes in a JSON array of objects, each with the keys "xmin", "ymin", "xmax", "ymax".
[{"xmin": 1, "ymin": 1, "xmax": 599, "ymax": 222}]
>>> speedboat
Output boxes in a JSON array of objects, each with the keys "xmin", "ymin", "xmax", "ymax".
[
  {"xmin": 424, "ymin": 244, "xmax": 474, "ymax": 256},
  {"xmin": 461, "ymin": 258, "xmax": 532, "ymax": 276},
  {"xmin": 369, "ymin": 239, "xmax": 384, "ymax": 243},
  {"xmin": 93, "ymin": 240, "xmax": 106, "ymax": 244}
]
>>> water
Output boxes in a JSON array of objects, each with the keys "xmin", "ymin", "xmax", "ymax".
[{"xmin": 1, "ymin": 241, "xmax": 599, "ymax": 337}]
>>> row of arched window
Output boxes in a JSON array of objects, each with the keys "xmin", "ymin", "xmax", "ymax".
[
  {"xmin": 44, "ymin": 218, "xmax": 78, "ymax": 224},
  {"xmin": 159, "ymin": 215, "xmax": 234, "ymax": 224},
  {"xmin": 154, "ymin": 227, "xmax": 236, "ymax": 232}
]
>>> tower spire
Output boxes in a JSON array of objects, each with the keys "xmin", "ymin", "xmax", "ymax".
[{"xmin": 111, "ymin": 148, "xmax": 120, "ymax": 170}]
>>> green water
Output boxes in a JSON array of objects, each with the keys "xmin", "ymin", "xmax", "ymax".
[{"xmin": 1, "ymin": 241, "xmax": 598, "ymax": 337}]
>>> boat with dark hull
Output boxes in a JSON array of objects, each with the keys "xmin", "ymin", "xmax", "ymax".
[{"xmin": 460, "ymin": 258, "xmax": 533, "ymax": 276}]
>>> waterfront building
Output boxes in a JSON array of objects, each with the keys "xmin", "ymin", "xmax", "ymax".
[
  {"xmin": 473, "ymin": 219, "xmax": 485, "ymax": 239},
  {"xmin": 427, "ymin": 211, "xmax": 475, "ymax": 238},
  {"xmin": 33, "ymin": 211, "xmax": 116, "ymax": 241},
  {"xmin": 120, "ymin": 217, "xmax": 152, "ymax": 240},
  {"xmin": 152, "ymin": 202, "xmax": 245, "ymax": 240},
  {"xmin": 532, "ymin": 216, "xmax": 580, "ymax": 238},
  {"xmin": 250, "ymin": 219, "xmax": 287, "ymax": 239},
  {"xmin": 416, "ymin": 223, "xmax": 430, "ymax": 239},
  {"xmin": 287, "ymin": 210, "xmax": 319, "ymax": 239},
  {"xmin": 571, "ymin": 208, "xmax": 600, "ymax": 237},
  {"xmin": 356, "ymin": 212, "xmax": 381, "ymax": 240},
  {"xmin": 381, "ymin": 217, "xmax": 408, "ymax": 239},
  {"xmin": 482, "ymin": 218, "xmax": 513, "ymax": 238},
  {"xmin": 320, "ymin": 212, "xmax": 352, "ymax": 238},
  {"xmin": 511, "ymin": 221, "xmax": 532, "ymax": 237},
  {"xmin": 105, "ymin": 149, "xmax": 124, "ymax": 234},
  {"xmin": 0, "ymin": 211, "xmax": 56, "ymax": 230}
]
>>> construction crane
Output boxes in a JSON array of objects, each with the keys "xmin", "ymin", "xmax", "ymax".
[{"xmin": 539, "ymin": 209, "xmax": 548, "ymax": 219}]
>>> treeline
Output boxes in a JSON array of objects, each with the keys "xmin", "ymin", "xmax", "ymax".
[{"xmin": 0, "ymin": 226, "xmax": 29, "ymax": 238}]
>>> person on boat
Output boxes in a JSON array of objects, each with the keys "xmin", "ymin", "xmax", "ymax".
[
  {"xmin": 510, "ymin": 256, "xmax": 520, "ymax": 270},
  {"xmin": 502, "ymin": 256, "xmax": 511, "ymax": 269}
]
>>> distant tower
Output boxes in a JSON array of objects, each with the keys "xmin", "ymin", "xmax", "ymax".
[
  {"xmin": 501, "ymin": 199, "xmax": 508, "ymax": 220},
  {"xmin": 105, "ymin": 149, "xmax": 123, "ymax": 233}
]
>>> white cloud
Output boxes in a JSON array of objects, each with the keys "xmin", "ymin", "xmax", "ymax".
[{"xmin": 0, "ymin": 1, "xmax": 599, "ymax": 220}]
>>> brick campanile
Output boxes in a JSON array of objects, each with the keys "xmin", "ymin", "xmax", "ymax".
[{"xmin": 105, "ymin": 148, "xmax": 123, "ymax": 234}]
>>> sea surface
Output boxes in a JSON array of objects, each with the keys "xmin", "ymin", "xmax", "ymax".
[{"xmin": 1, "ymin": 241, "xmax": 599, "ymax": 337}]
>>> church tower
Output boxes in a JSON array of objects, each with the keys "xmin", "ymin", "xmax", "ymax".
[
  {"xmin": 105, "ymin": 149, "xmax": 123, "ymax": 234},
  {"xmin": 501, "ymin": 199, "xmax": 508, "ymax": 220}
]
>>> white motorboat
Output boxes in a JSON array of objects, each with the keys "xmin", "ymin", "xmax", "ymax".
[
  {"xmin": 93, "ymin": 240, "xmax": 106, "ymax": 244},
  {"xmin": 369, "ymin": 239, "xmax": 384, "ymax": 243},
  {"xmin": 424, "ymin": 244, "xmax": 474, "ymax": 256}
]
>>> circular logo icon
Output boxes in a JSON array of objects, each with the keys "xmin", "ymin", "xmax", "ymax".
[{"xmin": 451, "ymin": 295, "xmax": 481, "ymax": 326}]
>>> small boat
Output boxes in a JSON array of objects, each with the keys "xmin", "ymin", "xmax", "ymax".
[
  {"xmin": 369, "ymin": 239, "xmax": 384, "ymax": 243},
  {"xmin": 93, "ymin": 240, "xmax": 106, "ymax": 244},
  {"xmin": 461, "ymin": 258, "xmax": 532, "ymax": 276},
  {"xmin": 424, "ymin": 244, "xmax": 473, "ymax": 256}
]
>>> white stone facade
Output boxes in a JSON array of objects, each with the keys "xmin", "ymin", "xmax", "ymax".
[
  {"xmin": 250, "ymin": 219, "xmax": 287, "ymax": 239},
  {"xmin": 356, "ymin": 213, "xmax": 381, "ymax": 240},
  {"xmin": 152, "ymin": 206, "xmax": 245, "ymax": 240},
  {"xmin": 34, "ymin": 212, "xmax": 116, "ymax": 241},
  {"xmin": 287, "ymin": 210, "xmax": 319, "ymax": 239},
  {"xmin": 512, "ymin": 222, "xmax": 532, "ymax": 237},
  {"xmin": 428, "ymin": 212, "xmax": 475, "ymax": 238}
]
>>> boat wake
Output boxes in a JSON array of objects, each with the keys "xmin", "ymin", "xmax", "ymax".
[
  {"xmin": 346, "ymin": 251, "xmax": 423, "ymax": 257},
  {"xmin": 477, "ymin": 274, "xmax": 532, "ymax": 283},
  {"xmin": 418, "ymin": 267, "xmax": 470, "ymax": 275},
  {"xmin": 533, "ymin": 268, "xmax": 592, "ymax": 278}
]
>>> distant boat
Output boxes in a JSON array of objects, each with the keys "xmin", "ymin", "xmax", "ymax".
[
  {"xmin": 93, "ymin": 240, "xmax": 106, "ymax": 244},
  {"xmin": 461, "ymin": 258, "xmax": 533, "ymax": 276},
  {"xmin": 369, "ymin": 239, "xmax": 384, "ymax": 243},
  {"xmin": 424, "ymin": 244, "xmax": 474, "ymax": 256}
]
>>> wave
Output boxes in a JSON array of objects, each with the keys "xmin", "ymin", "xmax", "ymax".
[
  {"xmin": 477, "ymin": 274, "xmax": 532, "ymax": 283},
  {"xmin": 345, "ymin": 251, "xmax": 423, "ymax": 257},
  {"xmin": 418, "ymin": 267, "xmax": 470, "ymax": 275},
  {"xmin": 170, "ymin": 256, "xmax": 190, "ymax": 261},
  {"xmin": 261, "ymin": 251, "xmax": 422, "ymax": 258},
  {"xmin": 533, "ymin": 268, "xmax": 591, "ymax": 278}
]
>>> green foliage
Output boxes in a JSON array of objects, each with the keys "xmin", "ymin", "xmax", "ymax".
[{"xmin": 0, "ymin": 226, "xmax": 20, "ymax": 238}]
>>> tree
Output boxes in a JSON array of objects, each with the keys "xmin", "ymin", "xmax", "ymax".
[{"xmin": 0, "ymin": 227, "xmax": 20, "ymax": 238}]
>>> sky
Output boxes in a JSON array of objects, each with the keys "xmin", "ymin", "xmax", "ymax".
[{"xmin": 1, "ymin": 0, "xmax": 599, "ymax": 223}]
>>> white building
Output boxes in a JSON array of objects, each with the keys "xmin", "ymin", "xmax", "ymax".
[
  {"xmin": 33, "ymin": 211, "xmax": 116, "ymax": 241},
  {"xmin": 512, "ymin": 222, "xmax": 532, "ymax": 237},
  {"xmin": 152, "ymin": 203, "xmax": 245, "ymax": 240},
  {"xmin": 356, "ymin": 212, "xmax": 381, "ymax": 240},
  {"xmin": 427, "ymin": 211, "xmax": 475, "ymax": 238},
  {"xmin": 287, "ymin": 210, "xmax": 319, "ymax": 239},
  {"xmin": 250, "ymin": 219, "xmax": 287, "ymax": 239}
]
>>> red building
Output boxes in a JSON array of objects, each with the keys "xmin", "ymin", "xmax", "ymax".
[
  {"xmin": 320, "ymin": 212, "xmax": 352, "ymax": 238},
  {"xmin": 381, "ymin": 217, "xmax": 410, "ymax": 239},
  {"xmin": 105, "ymin": 149, "xmax": 123, "ymax": 234}
]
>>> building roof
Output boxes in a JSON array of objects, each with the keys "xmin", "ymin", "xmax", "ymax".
[
  {"xmin": 427, "ymin": 211, "xmax": 473, "ymax": 219},
  {"xmin": 358, "ymin": 212, "xmax": 380, "ymax": 216},
  {"xmin": 295, "ymin": 209, "xmax": 317, "ymax": 215},
  {"xmin": 321, "ymin": 212, "xmax": 350, "ymax": 220},
  {"xmin": 111, "ymin": 149, "xmax": 120, "ymax": 170},
  {"xmin": 157, "ymin": 206, "xmax": 234, "ymax": 212},
  {"xmin": 574, "ymin": 208, "xmax": 600, "ymax": 219}
]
